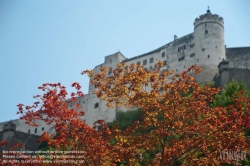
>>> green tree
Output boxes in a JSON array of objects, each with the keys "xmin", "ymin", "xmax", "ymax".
[
  {"xmin": 213, "ymin": 79, "xmax": 250, "ymax": 107},
  {"xmin": 108, "ymin": 109, "xmax": 142, "ymax": 131}
]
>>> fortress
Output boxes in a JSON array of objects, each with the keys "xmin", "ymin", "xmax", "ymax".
[{"xmin": 1, "ymin": 8, "xmax": 250, "ymax": 150}]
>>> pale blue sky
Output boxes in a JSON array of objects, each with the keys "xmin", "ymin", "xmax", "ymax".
[{"xmin": 0, "ymin": 0, "xmax": 250, "ymax": 122}]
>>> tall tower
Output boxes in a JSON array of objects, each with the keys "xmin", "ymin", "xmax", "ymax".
[{"xmin": 193, "ymin": 7, "xmax": 226, "ymax": 83}]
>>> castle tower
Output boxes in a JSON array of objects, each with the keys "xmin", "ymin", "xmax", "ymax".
[{"xmin": 193, "ymin": 7, "xmax": 226, "ymax": 83}]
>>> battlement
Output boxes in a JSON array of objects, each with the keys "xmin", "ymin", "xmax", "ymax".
[{"xmin": 194, "ymin": 9, "xmax": 224, "ymax": 29}]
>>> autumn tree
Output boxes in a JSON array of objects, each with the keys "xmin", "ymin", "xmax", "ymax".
[
  {"xmin": 82, "ymin": 61, "xmax": 250, "ymax": 165},
  {"xmin": 1, "ymin": 61, "xmax": 250, "ymax": 166},
  {"xmin": 14, "ymin": 83, "xmax": 114, "ymax": 166}
]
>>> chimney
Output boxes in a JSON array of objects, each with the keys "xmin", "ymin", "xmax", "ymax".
[{"xmin": 174, "ymin": 35, "xmax": 178, "ymax": 41}]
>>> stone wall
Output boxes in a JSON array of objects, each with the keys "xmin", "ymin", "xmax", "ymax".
[
  {"xmin": 226, "ymin": 47, "xmax": 250, "ymax": 69},
  {"xmin": 0, "ymin": 130, "xmax": 41, "ymax": 152}
]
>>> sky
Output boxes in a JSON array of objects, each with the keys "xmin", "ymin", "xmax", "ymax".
[{"xmin": 0, "ymin": 0, "xmax": 250, "ymax": 122}]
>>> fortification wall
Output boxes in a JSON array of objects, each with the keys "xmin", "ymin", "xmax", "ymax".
[{"xmin": 226, "ymin": 47, "xmax": 250, "ymax": 69}]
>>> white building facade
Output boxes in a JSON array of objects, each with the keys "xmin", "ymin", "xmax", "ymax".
[{"xmin": 83, "ymin": 8, "xmax": 226, "ymax": 126}]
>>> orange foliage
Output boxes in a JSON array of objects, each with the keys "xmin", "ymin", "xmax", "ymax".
[{"xmin": 0, "ymin": 61, "xmax": 249, "ymax": 165}]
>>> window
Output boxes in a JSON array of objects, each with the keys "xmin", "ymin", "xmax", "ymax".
[
  {"xmin": 184, "ymin": 66, "xmax": 185, "ymax": 68},
  {"xmin": 34, "ymin": 128, "xmax": 37, "ymax": 133},
  {"xmin": 205, "ymin": 30, "xmax": 208, "ymax": 34},
  {"xmin": 197, "ymin": 59, "xmax": 199, "ymax": 62},
  {"xmin": 163, "ymin": 61, "xmax": 167, "ymax": 66},
  {"xmin": 190, "ymin": 53, "xmax": 195, "ymax": 57},
  {"xmin": 202, "ymin": 48, "xmax": 205, "ymax": 51},
  {"xmin": 110, "ymin": 60, "xmax": 112, "ymax": 64},
  {"xmin": 137, "ymin": 61, "xmax": 140, "ymax": 65},
  {"xmin": 162, "ymin": 52, "xmax": 165, "ymax": 58},
  {"xmin": 41, "ymin": 127, "xmax": 44, "ymax": 131},
  {"xmin": 205, "ymin": 23, "xmax": 207, "ymax": 28},
  {"xmin": 190, "ymin": 43, "xmax": 195, "ymax": 48},
  {"xmin": 143, "ymin": 59, "xmax": 147, "ymax": 65},
  {"xmin": 108, "ymin": 68, "xmax": 112, "ymax": 75},
  {"xmin": 94, "ymin": 103, "xmax": 99, "ymax": 108},
  {"xmin": 150, "ymin": 58, "xmax": 154, "ymax": 63},
  {"xmin": 178, "ymin": 45, "xmax": 186, "ymax": 52},
  {"xmin": 208, "ymin": 55, "xmax": 210, "ymax": 58},
  {"xmin": 28, "ymin": 129, "xmax": 30, "ymax": 134},
  {"xmin": 178, "ymin": 56, "xmax": 185, "ymax": 62}
]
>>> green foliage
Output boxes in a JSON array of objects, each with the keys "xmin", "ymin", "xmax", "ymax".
[
  {"xmin": 212, "ymin": 79, "xmax": 250, "ymax": 107},
  {"xmin": 108, "ymin": 109, "xmax": 142, "ymax": 130}
]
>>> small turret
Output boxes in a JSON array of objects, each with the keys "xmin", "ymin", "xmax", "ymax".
[{"xmin": 218, "ymin": 59, "xmax": 229, "ymax": 73}]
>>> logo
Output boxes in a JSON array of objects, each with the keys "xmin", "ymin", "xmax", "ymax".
[{"xmin": 220, "ymin": 149, "xmax": 246, "ymax": 165}]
